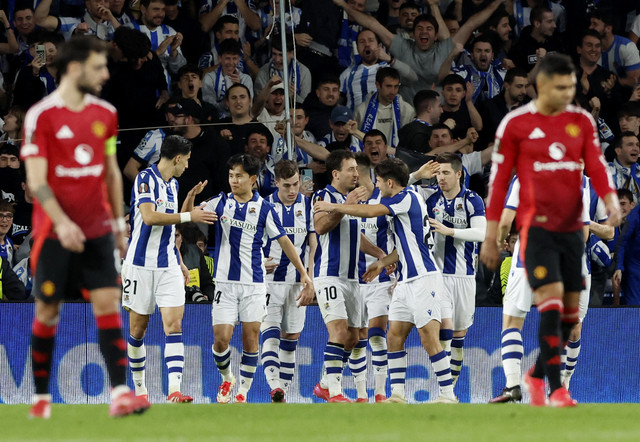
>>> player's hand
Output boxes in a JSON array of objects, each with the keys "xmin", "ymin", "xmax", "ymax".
[
  {"xmin": 296, "ymin": 274, "xmax": 315, "ymax": 307},
  {"xmin": 345, "ymin": 186, "xmax": 368, "ymax": 204},
  {"xmin": 187, "ymin": 180, "xmax": 208, "ymax": 199},
  {"xmin": 479, "ymin": 239, "xmax": 500, "ymax": 270},
  {"xmin": 415, "ymin": 160, "xmax": 439, "ymax": 180},
  {"xmin": 362, "ymin": 261, "xmax": 384, "ymax": 282},
  {"xmin": 115, "ymin": 231, "xmax": 128, "ymax": 259},
  {"xmin": 74, "ymin": 22, "xmax": 90, "ymax": 35},
  {"xmin": 264, "ymin": 257, "xmax": 278, "ymax": 274},
  {"xmin": 384, "ymin": 262, "xmax": 396, "ymax": 275},
  {"xmin": 294, "ymin": 33, "xmax": 313, "ymax": 47},
  {"xmin": 612, "ymin": 269, "xmax": 622, "ymax": 291},
  {"xmin": 189, "ymin": 207, "xmax": 218, "ymax": 224},
  {"xmin": 314, "ymin": 200, "xmax": 335, "ymax": 213},
  {"xmin": 55, "ymin": 219, "xmax": 86, "ymax": 253},
  {"xmin": 429, "ymin": 217, "xmax": 454, "ymax": 237},
  {"xmin": 181, "ymin": 263, "xmax": 190, "ymax": 285}
]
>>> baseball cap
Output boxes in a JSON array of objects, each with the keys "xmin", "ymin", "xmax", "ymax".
[
  {"xmin": 330, "ymin": 105, "xmax": 353, "ymax": 124},
  {"xmin": 270, "ymin": 82, "xmax": 285, "ymax": 94},
  {"xmin": 167, "ymin": 98, "xmax": 202, "ymax": 120}
]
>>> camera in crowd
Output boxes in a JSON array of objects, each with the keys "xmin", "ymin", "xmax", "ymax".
[{"xmin": 186, "ymin": 285, "xmax": 209, "ymax": 303}]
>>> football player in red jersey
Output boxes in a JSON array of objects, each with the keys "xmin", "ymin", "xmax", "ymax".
[
  {"xmin": 21, "ymin": 36, "xmax": 147, "ymax": 419},
  {"xmin": 480, "ymin": 54, "xmax": 621, "ymax": 408}
]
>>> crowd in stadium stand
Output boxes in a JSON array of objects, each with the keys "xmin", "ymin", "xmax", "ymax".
[{"xmin": 0, "ymin": 0, "xmax": 638, "ymax": 306}]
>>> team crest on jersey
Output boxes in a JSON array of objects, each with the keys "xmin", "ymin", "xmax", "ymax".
[
  {"xmin": 534, "ymin": 266, "xmax": 548, "ymax": 279},
  {"xmin": 565, "ymin": 124, "xmax": 580, "ymax": 138},
  {"xmin": 92, "ymin": 121, "xmax": 107, "ymax": 138},
  {"xmin": 41, "ymin": 281, "xmax": 56, "ymax": 297},
  {"xmin": 249, "ymin": 207, "xmax": 256, "ymax": 214},
  {"xmin": 456, "ymin": 203, "xmax": 463, "ymax": 211},
  {"xmin": 74, "ymin": 144, "xmax": 94, "ymax": 165},
  {"xmin": 296, "ymin": 210, "xmax": 303, "ymax": 217}
]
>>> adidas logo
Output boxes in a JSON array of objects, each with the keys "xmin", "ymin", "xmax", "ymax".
[
  {"xmin": 528, "ymin": 127, "xmax": 546, "ymax": 139},
  {"xmin": 56, "ymin": 125, "xmax": 74, "ymax": 139}
]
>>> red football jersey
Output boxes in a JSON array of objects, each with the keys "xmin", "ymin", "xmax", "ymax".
[
  {"xmin": 486, "ymin": 101, "xmax": 615, "ymax": 232},
  {"xmin": 20, "ymin": 92, "xmax": 118, "ymax": 240}
]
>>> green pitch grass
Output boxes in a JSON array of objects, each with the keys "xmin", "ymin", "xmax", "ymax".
[{"xmin": 2, "ymin": 403, "xmax": 639, "ymax": 441}]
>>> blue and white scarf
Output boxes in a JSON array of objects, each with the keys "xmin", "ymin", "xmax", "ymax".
[{"xmin": 361, "ymin": 92, "xmax": 402, "ymax": 147}]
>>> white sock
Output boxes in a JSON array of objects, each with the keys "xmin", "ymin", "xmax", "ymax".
[
  {"xmin": 212, "ymin": 346, "xmax": 233, "ymax": 382},
  {"xmin": 165, "ymin": 333, "xmax": 184, "ymax": 395},
  {"xmin": 430, "ymin": 351, "xmax": 454, "ymax": 399},
  {"xmin": 450, "ymin": 337, "xmax": 465, "ymax": 385},
  {"xmin": 279, "ymin": 338, "xmax": 298, "ymax": 392},
  {"xmin": 501, "ymin": 328, "xmax": 523, "ymax": 388},
  {"xmin": 563, "ymin": 339, "xmax": 581, "ymax": 390},
  {"xmin": 388, "ymin": 350, "xmax": 407, "ymax": 398},
  {"xmin": 128, "ymin": 335, "xmax": 147, "ymax": 396},
  {"xmin": 237, "ymin": 351, "xmax": 259, "ymax": 397},
  {"xmin": 260, "ymin": 326, "xmax": 281, "ymax": 390},
  {"xmin": 368, "ymin": 328, "xmax": 388, "ymax": 396}
]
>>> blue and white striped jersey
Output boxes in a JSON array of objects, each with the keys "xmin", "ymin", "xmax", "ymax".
[
  {"xmin": 426, "ymin": 186, "xmax": 486, "ymax": 276},
  {"xmin": 264, "ymin": 192, "xmax": 314, "ymax": 283},
  {"xmin": 358, "ymin": 187, "xmax": 393, "ymax": 284},
  {"xmin": 380, "ymin": 187, "xmax": 439, "ymax": 282},
  {"xmin": 504, "ymin": 176, "xmax": 524, "ymax": 269},
  {"xmin": 125, "ymin": 164, "xmax": 180, "ymax": 268},
  {"xmin": 582, "ymin": 175, "xmax": 607, "ymax": 275},
  {"xmin": 313, "ymin": 185, "xmax": 362, "ymax": 280},
  {"xmin": 339, "ymin": 61, "xmax": 388, "ymax": 111},
  {"xmin": 131, "ymin": 22, "xmax": 186, "ymax": 87},
  {"xmin": 203, "ymin": 191, "xmax": 286, "ymax": 283},
  {"xmin": 132, "ymin": 129, "xmax": 166, "ymax": 166},
  {"xmin": 318, "ymin": 132, "xmax": 363, "ymax": 153},
  {"xmin": 59, "ymin": 12, "xmax": 116, "ymax": 41}
]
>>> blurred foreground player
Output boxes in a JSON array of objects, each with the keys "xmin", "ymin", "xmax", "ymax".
[
  {"xmin": 481, "ymin": 54, "xmax": 620, "ymax": 407},
  {"xmin": 21, "ymin": 37, "xmax": 147, "ymax": 418}
]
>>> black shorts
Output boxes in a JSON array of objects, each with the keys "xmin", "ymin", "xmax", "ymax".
[
  {"xmin": 523, "ymin": 226, "xmax": 585, "ymax": 292},
  {"xmin": 32, "ymin": 233, "xmax": 120, "ymax": 303}
]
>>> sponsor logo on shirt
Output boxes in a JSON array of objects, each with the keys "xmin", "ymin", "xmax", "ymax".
[
  {"xmin": 74, "ymin": 144, "xmax": 94, "ymax": 165},
  {"xmin": 548, "ymin": 142, "xmax": 566, "ymax": 160},
  {"xmin": 533, "ymin": 161, "xmax": 581, "ymax": 172},
  {"xmin": 55, "ymin": 164, "xmax": 103, "ymax": 178},
  {"xmin": 284, "ymin": 227, "xmax": 307, "ymax": 234},
  {"xmin": 156, "ymin": 199, "xmax": 177, "ymax": 211},
  {"xmin": 220, "ymin": 215, "xmax": 258, "ymax": 232}
]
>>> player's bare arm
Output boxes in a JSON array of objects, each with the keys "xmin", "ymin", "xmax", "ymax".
[
  {"xmin": 497, "ymin": 208, "xmax": 516, "ymax": 243},
  {"xmin": 314, "ymin": 200, "xmax": 390, "ymax": 219},
  {"xmin": 25, "ymin": 156, "xmax": 86, "ymax": 253},
  {"xmin": 362, "ymin": 249, "xmax": 399, "ymax": 282},
  {"xmin": 277, "ymin": 235, "xmax": 315, "ymax": 306},
  {"xmin": 181, "ymin": 180, "xmax": 209, "ymax": 212},
  {"xmin": 603, "ymin": 192, "xmax": 622, "ymax": 227},
  {"xmin": 589, "ymin": 221, "xmax": 615, "ymax": 241},
  {"xmin": 480, "ymin": 219, "xmax": 500, "ymax": 270},
  {"xmin": 138, "ymin": 202, "xmax": 217, "ymax": 226},
  {"xmin": 313, "ymin": 186, "xmax": 368, "ymax": 234},
  {"xmin": 360, "ymin": 233, "xmax": 386, "ymax": 260}
]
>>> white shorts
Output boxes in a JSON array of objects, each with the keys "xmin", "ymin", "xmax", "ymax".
[
  {"xmin": 579, "ymin": 274, "xmax": 591, "ymax": 322},
  {"xmin": 442, "ymin": 275, "xmax": 476, "ymax": 331},
  {"xmin": 121, "ymin": 263, "xmax": 184, "ymax": 315},
  {"xmin": 503, "ymin": 240, "xmax": 534, "ymax": 318},
  {"xmin": 360, "ymin": 281, "xmax": 393, "ymax": 324},
  {"xmin": 389, "ymin": 273, "xmax": 443, "ymax": 329},
  {"xmin": 212, "ymin": 281, "xmax": 267, "ymax": 326},
  {"xmin": 315, "ymin": 277, "xmax": 361, "ymax": 328},
  {"xmin": 264, "ymin": 282, "xmax": 307, "ymax": 334}
]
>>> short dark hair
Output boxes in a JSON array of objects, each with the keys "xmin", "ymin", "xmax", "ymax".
[
  {"xmin": 14, "ymin": 0, "xmax": 35, "ymax": 14},
  {"xmin": 430, "ymin": 123, "xmax": 453, "ymax": 136},
  {"xmin": 271, "ymin": 33, "xmax": 295, "ymax": 53},
  {"xmin": 374, "ymin": 158, "xmax": 410, "ymax": 187},
  {"xmin": 441, "ymin": 74, "xmax": 465, "ymax": 89},
  {"xmin": 537, "ymin": 53, "xmax": 575, "ymax": 78},
  {"xmin": 214, "ymin": 15, "xmax": 239, "ymax": 33},
  {"xmin": 54, "ymin": 36, "xmax": 107, "ymax": 76},
  {"xmin": 413, "ymin": 14, "xmax": 438, "ymax": 34},
  {"xmin": 530, "ymin": 6, "xmax": 552, "ymax": 25},
  {"xmin": 160, "ymin": 135, "xmax": 192, "ymax": 159},
  {"xmin": 375, "ymin": 67, "xmax": 400, "ymax": 85},
  {"xmin": 399, "ymin": 1, "xmax": 420, "ymax": 13},
  {"xmin": 579, "ymin": 29, "xmax": 602, "ymax": 47},
  {"xmin": 0, "ymin": 200, "xmax": 15, "ymax": 215},
  {"xmin": 485, "ymin": 5, "xmax": 510, "ymax": 30},
  {"xmin": 325, "ymin": 150, "xmax": 355, "ymax": 176},
  {"xmin": 413, "ymin": 90, "xmax": 440, "ymax": 114},
  {"xmin": 177, "ymin": 63, "xmax": 202, "ymax": 80},
  {"xmin": 363, "ymin": 129, "xmax": 387, "ymax": 145},
  {"xmin": 274, "ymin": 159, "xmax": 299, "ymax": 180},
  {"xmin": 316, "ymin": 74, "xmax": 340, "ymax": 89},
  {"xmin": 504, "ymin": 67, "xmax": 528, "ymax": 84},
  {"xmin": 219, "ymin": 38, "xmax": 242, "ymax": 56},
  {"xmin": 246, "ymin": 124, "xmax": 274, "ymax": 147},
  {"xmin": 618, "ymin": 188, "xmax": 634, "ymax": 202},
  {"xmin": 225, "ymin": 82, "xmax": 251, "ymax": 100},
  {"xmin": 113, "ymin": 27, "xmax": 151, "ymax": 60},
  {"xmin": 140, "ymin": 0, "xmax": 165, "ymax": 8},
  {"xmin": 354, "ymin": 152, "xmax": 371, "ymax": 169},
  {"xmin": 617, "ymin": 132, "xmax": 639, "ymax": 148},
  {"xmin": 435, "ymin": 152, "xmax": 462, "ymax": 172},
  {"xmin": 357, "ymin": 28, "xmax": 379, "ymax": 44},
  {"xmin": 228, "ymin": 153, "xmax": 260, "ymax": 176},
  {"xmin": 590, "ymin": 9, "xmax": 617, "ymax": 28},
  {"xmin": 617, "ymin": 103, "xmax": 640, "ymax": 119}
]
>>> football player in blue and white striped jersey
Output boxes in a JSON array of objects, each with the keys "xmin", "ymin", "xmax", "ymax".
[
  {"xmin": 314, "ymin": 158, "xmax": 457, "ymax": 404},
  {"xmin": 202, "ymin": 154, "xmax": 313, "ymax": 404},
  {"xmin": 311, "ymin": 150, "xmax": 387, "ymax": 403},
  {"xmin": 123, "ymin": 135, "xmax": 218, "ymax": 406},
  {"xmin": 425, "ymin": 153, "xmax": 486, "ymax": 390},
  {"xmin": 260, "ymin": 160, "xmax": 316, "ymax": 403}
]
